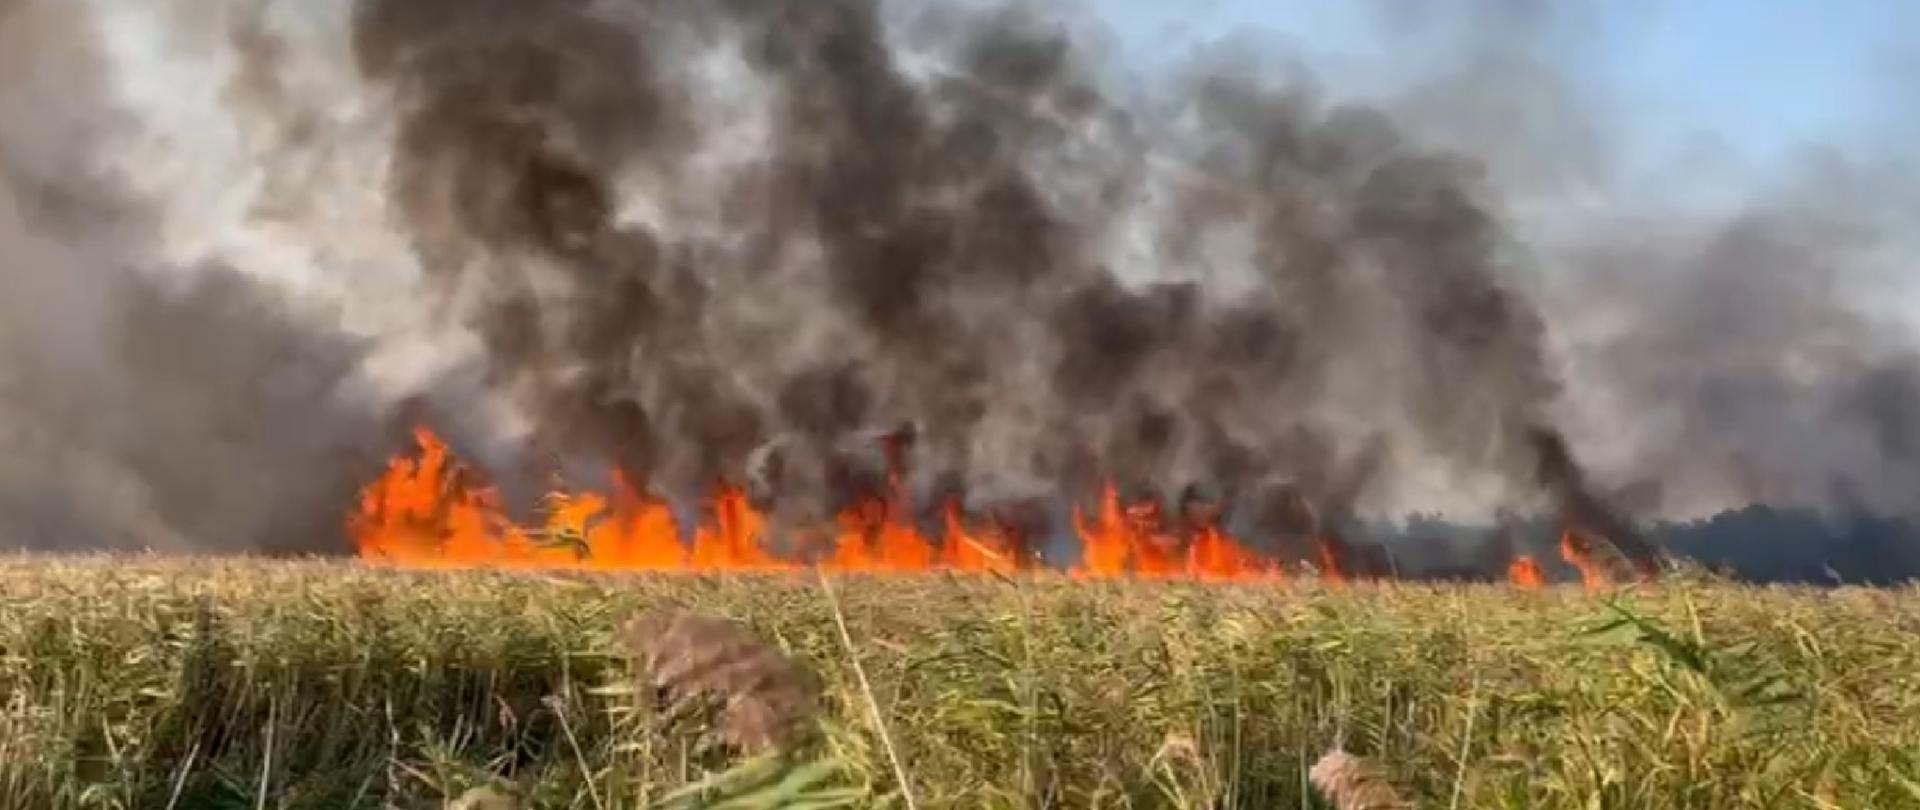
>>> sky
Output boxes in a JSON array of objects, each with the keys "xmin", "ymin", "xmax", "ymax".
[{"xmin": 1086, "ymin": 0, "xmax": 1916, "ymax": 190}]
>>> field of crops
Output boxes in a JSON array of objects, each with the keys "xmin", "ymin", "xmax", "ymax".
[{"xmin": 0, "ymin": 556, "xmax": 1916, "ymax": 809}]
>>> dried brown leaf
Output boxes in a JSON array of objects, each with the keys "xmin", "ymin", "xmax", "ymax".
[
  {"xmin": 617, "ymin": 607, "xmax": 819, "ymax": 751},
  {"xmin": 1309, "ymin": 749, "xmax": 1411, "ymax": 810}
]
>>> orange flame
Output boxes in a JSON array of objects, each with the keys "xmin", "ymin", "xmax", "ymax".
[
  {"xmin": 354, "ymin": 426, "xmax": 1637, "ymax": 590},
  {"xmin": 1507, "ymin": 554, "xmax": 1545, "ymax": 589},
  {"xmin": 1065, "ymin": 485, "xmax": 1282, "ymax": 581},
  {"xmin": 1559, "ymin": 529, "xmax": 1611, "ymax": 591},
  {"xmin": 352, "ymin": 427, "xmax": 1286, "ymax": 581}
]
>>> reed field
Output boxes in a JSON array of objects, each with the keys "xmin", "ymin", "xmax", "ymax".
[{"xmin": 0, "ymin": 555, "xmax": 1916, "ymax": 809}]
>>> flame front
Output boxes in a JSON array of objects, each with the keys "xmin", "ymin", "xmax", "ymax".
[
  {"xmin": 352, "ymin": 427, "xmax": 1284, "ymax": 580},
  {"xmin": 1066, "ymin": 486, "xmax": 1283, "ymax": 581},
  {"xmin": 353, "ymin": 427, "xmax": 1649, "ymax": 589}
]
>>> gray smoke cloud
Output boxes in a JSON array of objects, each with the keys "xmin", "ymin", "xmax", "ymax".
[
  {"xmin": 340, "ymin": 0, "xmax": 1629, "ymax": 560},
  {"xmin": 1368, "ymin": 0, "xmax": 1616, "ymax": 200},
  {"xmin": 1342, "ymin": 0, "xmax": 1920, "ymax": 526},
  {"xmin": 1383, "ymin": 2, "xmax": 1920, "ymax": 521},
  {"xmin": 0, "ymin": 0, "xmax": 392, "ymax": 553},
  {"xmin": 1, "ymin": 0, "xmax": 1912, "ymax": 569},
  {"xmin": 1548, "ymin": 153, "xmax": 1920, "ymax": 519}
]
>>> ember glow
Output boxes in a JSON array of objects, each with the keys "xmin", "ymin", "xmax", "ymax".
[{"xmin": 351, "ymin": 427, "xmax": 1288, "ymax": 580}]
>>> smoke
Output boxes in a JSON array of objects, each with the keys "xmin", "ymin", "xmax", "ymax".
[
  {"xmin": 1549, "ymin": 186, "xmax": 1920, "ymax": 518},
  {"xmin": 340, "ymin": 0, "xmax": 1626, "ymax": 555},
  {"xmin": 0, "ymin": 0, "xmax": 1912, "ymax": 574},
  {"xmin": 1345, "ymin": 0, "xmax": 1920, "ymax": 526},
  {"xmin": 0, "ymin": 0, "xmax": 390, "ymax": 553},
  {"xmin": 1538, "ymin": 104, "xmax": 1920, "ymax": 519}
]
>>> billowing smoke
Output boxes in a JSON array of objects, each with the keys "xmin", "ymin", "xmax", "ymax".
[
  {"xmin": 1, "ymin": 0, "xmax": 1914, "ymax": 576},
  {"xmin": 1549, "ymin": 161, "xmax": 1920, "ymax": 520},
  {"xmin": 342, "ymin": 0, "xmax": 1615, "ymax": 552},
  {"xmin": 0, "ymin": 0, "xmax": 390, "ymax": 553}
]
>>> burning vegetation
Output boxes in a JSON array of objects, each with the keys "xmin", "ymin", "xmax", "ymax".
[
  {"xmin": 353, "ymin": 426, "xmax": 1289, "ymax": 580},
  {"xmin": 352, "ymin": 425, "xmax": 1652, "ymax": 586},
  {"xmin": 319, "ymin": 0, "xmax": 1683, "ymax": 591},
  {"xmin": 331, "ymin": 0, "xmax": 1679, "ymax": 588}
]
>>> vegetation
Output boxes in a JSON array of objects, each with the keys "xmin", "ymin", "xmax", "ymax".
[{"xmin": 0, "ymin": 555, "xmax": 1916, "ymax": 809}]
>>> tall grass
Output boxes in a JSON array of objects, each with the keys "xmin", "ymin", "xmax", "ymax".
[{"xmin": 0, "ymin": 555, "xmax": 1915, "ymax": 808}]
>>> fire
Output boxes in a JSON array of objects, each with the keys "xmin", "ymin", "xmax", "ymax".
[
  {"xmin": 1559, "ymin": 529, "xmax": 1612, "ymax": 591},
  {"xmin": 352, "ymin": 426, "xmax": 1654, "ymax": 590},
  {"xmin": 1066, "ymin": 485, "xmax": 1282, "ymax": 581},
  {"xmin": 1507, "ymin": 554, "xmax": 1545, "ymax": 589},
  {"xmin": 352, "ymin": 427, "xmax": 1283, "ymax": 581}
]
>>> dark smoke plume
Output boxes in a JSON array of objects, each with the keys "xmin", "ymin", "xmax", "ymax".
[
  {"xmin": 348, "ymin": 0, "xmax": 1628, "ymax": 558},
  {"xmin": 5, "ymin": 0, "xmax": 1913, "ymax": 580}
]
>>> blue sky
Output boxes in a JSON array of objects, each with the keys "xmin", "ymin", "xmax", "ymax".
[{"xmin": 1086, "ymin": 1, "xmax": 1915, "ymax": 182}]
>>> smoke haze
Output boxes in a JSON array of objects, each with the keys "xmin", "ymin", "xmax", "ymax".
[
  {"xmin": 0, "ymin": 0, "xmax": 1914, "ymax": 576},
  {"xmin": 0, "ymin": 0, "xmax": 392, "ymax": 553}
]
